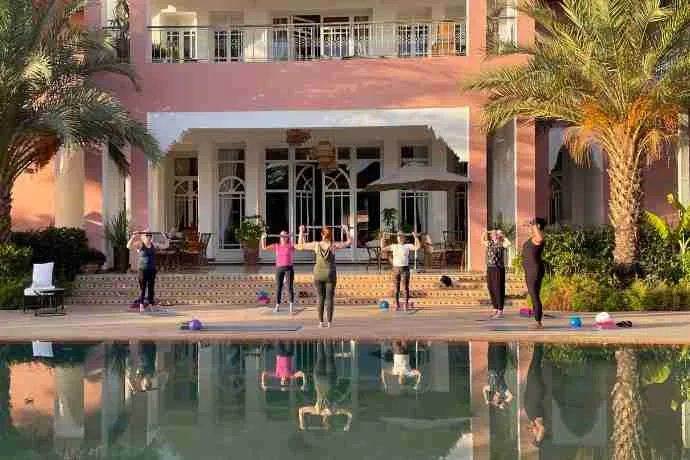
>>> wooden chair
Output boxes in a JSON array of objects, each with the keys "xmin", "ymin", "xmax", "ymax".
[{"xmin": 181, "ymin": 233, "xmax": 212, "ymax": 267}]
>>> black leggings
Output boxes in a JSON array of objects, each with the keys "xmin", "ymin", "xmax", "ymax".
[
  {"xmin": 487, "ymin": 267, "xmax": 506, "ymax": 311},
  {"xmin": 276, "ymin": 266, "xmax": 295, "ymax": 304},
  {"xmin": 525, "ymin": 270, "xmax": 544, "ymax": 322},
  {"xmin": 393, "ymin": 266, "xmax": 411, "ymax": 308},
  {"xmin": 138, "ymin": 269, "xmax": 156, "ymax": 305},
  {"xmin": 314, "ymin": 280, "xmax": 336, "ymax": 323}
]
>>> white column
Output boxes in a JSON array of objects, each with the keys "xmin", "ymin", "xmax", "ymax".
[
  {"xmin": 678, "ymin": 113, "xmax": 690, "ymax": 206},
  {"xmin": 146, "ymin": 162, "xmax": 164, "ymax": 231},
  {"xmin": 198, "ymin": 140, "xmax": 216, "ymax": 258},
  {"xmin": 197, "ymin": 344, "xmax": 217, "ymax": 429},
  {"xmin": 430, "ymin": 136, "xmax": 448, "ymax": 243},
  {"xmin": 245, "ymin": 138, "xmax": 263, "ymax": 217},
  {"xmin": 381, "ymin": 132, "xmax": 398, "ymax": 226},
  {"xmin": 102, "ymin": 148, "xmax": 126, "ymax": 267},
  {"xmin": 55, "ymin": 147, "xmax": 85, "ymax": 228},
  {"xmin": 54, "ymin": 366, "xmax": 85, "ymax": 441}
]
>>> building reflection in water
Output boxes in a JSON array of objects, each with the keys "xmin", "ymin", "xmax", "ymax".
[{"xmin": 1, "ymin": 341, "xmax": 690, "ymax": 459}]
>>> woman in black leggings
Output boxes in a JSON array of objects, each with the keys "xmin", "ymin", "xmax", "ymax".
[{"xmin": 522, "ymin": 218, "xmax": 546, "ymax": 329}]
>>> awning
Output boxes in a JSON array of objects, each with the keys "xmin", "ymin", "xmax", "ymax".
[
  {"xmin": 365, "ymin": 165, "xmax": 471, "ymax": 192},
  {"xmin": 147, "ymin": 108, "xmax": 470, "ymax": 161}
]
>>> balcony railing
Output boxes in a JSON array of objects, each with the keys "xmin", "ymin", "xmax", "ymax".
[{"xmin": 148, "ymin": 21, "xmax": 467, "ymax": 63}]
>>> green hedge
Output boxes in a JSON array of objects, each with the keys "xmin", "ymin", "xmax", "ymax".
[
  {"xmin": 11, "ymin": 227, "xmax": 96, "ymax": 282},
  {"xmin": 0, "ymin": 243, "xmax": 32, "ymax": 308},
  {"xmin": 516, "ymin": 224, "xmax": 681, "ymax": 283},
  {"xmin": 536, "ymin": 274, "xmax": 690, "ymax": 312}
]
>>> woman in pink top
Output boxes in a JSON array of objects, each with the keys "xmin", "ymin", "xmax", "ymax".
[
  {"xmin": 261, "ymin": 230, "xmax": 296, "ymax": 313},
  {"xmin": 260, "ymin": 342, "xmax": 306, "ymax": 391}
]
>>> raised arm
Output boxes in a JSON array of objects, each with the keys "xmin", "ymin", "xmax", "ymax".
[
  {"xmin": 335, "ymin": 409, "xmax": 354, "ymax": 431},
  {"xmin": 260, "ymin": 233, "xmax": 270, "ymax": 251},
  {"xmin": 412, "ymin": 232, "xmax": 421, "ymax": 251},
  {"xmin": 333, "ymin": 225, "xmax": 352, "ymax": 250},
  {"xmin": 502, "ymin": 237, "xmax": 512, "ymax": 249},
  {"xmin": 297, "ymin": 225, "xmax": 317, "ymax": 251},
  {"xmin": 299, "ymin": 406, "xmax": 317, "ymax": 430},
  {"xmin": 126, "ymin": 233, "xmax": 140, "ymax": 250}
]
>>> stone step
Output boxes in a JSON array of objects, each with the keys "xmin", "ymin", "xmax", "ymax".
[{"xmin": 65, "ymin": 296, "xmax": 524, "ymax": 307}]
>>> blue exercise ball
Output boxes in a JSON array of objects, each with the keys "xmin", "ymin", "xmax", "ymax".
[
  {"xmin": 569, "ymin": 316, "xmax": 582, "ymax": 328},
  {"xmin": 189, "ymin": 319, "xmax": 203, "ymax": 330},
  {"xmin": 379, "ymin": 300, "xmax": 389, "ymax": 310}
]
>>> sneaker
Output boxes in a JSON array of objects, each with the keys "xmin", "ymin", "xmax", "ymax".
[
  {"xmin": 274, "ymin": 304, "xmax": 280, "ymax": 313},
  {"xmin": 318, "ymin": 322, "xmax": 325, "ymax": 328},
  {"xmin": 532, "ymin": 322, "xmax": 544, "ymax": 330},
  {"xmin": 139, "ymin": 304, "xmax": 147, "ymax": 313},
  {"xmin": 326, "ymin": 322, "xmax": 332, "ymax": 328},
  {"xmin": 289, "ymin": 302, "xmax": 294, "ymax": 314}
]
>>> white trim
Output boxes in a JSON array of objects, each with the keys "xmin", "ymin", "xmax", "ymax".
[{"xmin": 147, "ymin": 108, "xmax": 470, "ymax": 161}]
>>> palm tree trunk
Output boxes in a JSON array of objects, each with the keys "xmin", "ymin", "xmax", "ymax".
[
  {"xmin": 607, "ymin": 147, "xmax": 642, "ymax": 279},
  {"xmin": 0, "ymin": 177, "xmax": 11, "ymax": 244},
  {"xmin": 611, "ymin": 348, "xmax": 648, "ymax": 460}
]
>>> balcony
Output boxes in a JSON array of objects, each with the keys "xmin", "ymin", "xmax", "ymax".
[{"xmin": 148, "ymin": 20, "xmax": 467, "ymax": 64}]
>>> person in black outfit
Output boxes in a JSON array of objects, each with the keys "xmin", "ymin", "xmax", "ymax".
[
  {"xmin": 522, "ymin": 218, "xmax": 546, "ymax": 329},
  {"xmin": 524, "ymin": 344, "xmax": 548, "ymax": 446},
  {"xmin": 127, "ymin": 231, "xmax": 169, "ymax": 312},
  {"xmin": 483, "ymin": 230, "xmax": 512, "ymax": 319}
]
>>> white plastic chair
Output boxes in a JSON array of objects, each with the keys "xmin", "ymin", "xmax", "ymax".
[{"xmin": 23, "ymin": 262, "xmax": 55, "ymax": 305}]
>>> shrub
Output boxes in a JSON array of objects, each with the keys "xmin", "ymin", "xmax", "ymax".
[
  {"xmin": 542, "ymin": 225, "xmax": 614, "ymax": 279},
  {"xmin": 639, "ymin": 221, "xmax": 682, "ymax": 284},
  {"xmin": 0, "ymin": 278, "xmax": 25, "ymax": 308},
  {"xmin": 11, "ymin": 227, "xmax": 91, "ymax": 282},
  {"xmin": 0, "ymin": 243, "xmax": 32, "ymax": 280}
]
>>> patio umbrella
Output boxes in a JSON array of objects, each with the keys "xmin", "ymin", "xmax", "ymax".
[{"xmin": 365, "ymin": 165, "xmax": 471, "ymax": 192}]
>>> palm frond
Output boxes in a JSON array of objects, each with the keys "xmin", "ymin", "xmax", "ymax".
[{"xmin": 644, "ymin": 210, "xmax": 671, "ymax": 240}]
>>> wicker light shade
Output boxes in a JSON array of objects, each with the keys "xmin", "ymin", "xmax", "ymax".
[
  {"xmin": 313, "ymin": 141, "xmax": 337, "ymax": 170},
  {"xmin": 285, "ymin": 129, "xmax": 311, "ymax": 146}
]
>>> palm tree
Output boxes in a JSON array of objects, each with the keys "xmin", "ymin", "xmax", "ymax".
[
  {"xmin": 611, "ymin": 348, "xmax": 649, "ymax": 460},
  {"xmin": 466, "ymin": 0, "xmax": 690, "ymax": 276},
  {"xmin": 0, "ymin": 0, "xmax": 160, "ymax": 242}
]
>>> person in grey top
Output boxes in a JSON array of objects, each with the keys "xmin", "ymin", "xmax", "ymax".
[
  {"xmin": 482, "ymin": 229, "xmax": 511, "ymax": 319},
  {"xmin": 297, "ymin": 225, "xmax": 351, "ymax": 328}
]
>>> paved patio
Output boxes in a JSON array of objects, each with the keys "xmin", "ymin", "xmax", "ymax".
[{"xmin": 2, "ymin": 302, "xmax": 690, "ymax": 345}]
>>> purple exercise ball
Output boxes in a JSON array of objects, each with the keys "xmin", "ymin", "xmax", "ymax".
[{"xmin": 189, "ymin": 319, "xmax": 203, "ymax": 330}]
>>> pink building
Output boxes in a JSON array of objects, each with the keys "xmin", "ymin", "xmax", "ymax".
[{"xmin": 10, "ymin": 0, "xmax": 690, "ymax": 269}]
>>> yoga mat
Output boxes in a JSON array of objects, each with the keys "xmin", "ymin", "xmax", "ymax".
[
  {"xmin": 258, "ymin": 307, "xmax": 305, "ymax": 316},
  {"xmin": 143, "ymin": 309, "xmax": 179, "ymax": 317},
  {"xmin": 182, "ymin": 324, "xmax": 303, "ymax": 332}
]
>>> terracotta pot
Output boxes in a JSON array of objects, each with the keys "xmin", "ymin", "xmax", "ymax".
[
  {"xmin": 114, "ymin": 246, "xmax": 130, "ymax": 273},
  {"xmin": 242, "ymin": 240, "xmax": 260, "ymax": 265}
]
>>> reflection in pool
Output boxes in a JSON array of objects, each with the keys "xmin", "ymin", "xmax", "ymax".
[{"xmin": 0, "ymin": 341, "xmax": 688, "ymax": 459}]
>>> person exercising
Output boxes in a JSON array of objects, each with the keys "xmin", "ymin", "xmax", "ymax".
[
  {"xmin": 127, "ymin": 230, "xmax": 170, "ymax": 312},
  {"xmin": 523, "ymin": 218, "xmax": 546, "ymax": 329},
  {"xmin": 261, "ymin": 230, "xmax": 296, "ymax": 314},
  {"xmin": 297, "ymin": 225, "xmax": 352, "ymax": 328},
  {"xmin": 380, "ymin": 341, "xmax": 422, "ymax": 390},
  {"xmin": 380, "ymin": 231, "xmax": 421, "ymax": 312},
  {"xmin": 260, "ymin": 341, "xmax": 306, "ymax": 391}
]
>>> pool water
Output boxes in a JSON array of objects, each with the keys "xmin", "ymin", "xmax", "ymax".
[{"xmin": 0, "ymin": 340, "xmax": 688, "ymax": 459}]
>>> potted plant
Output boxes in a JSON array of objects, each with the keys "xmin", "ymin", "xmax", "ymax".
[
  {"xmin": 105, "ymin": 208, "xmax": 130, "ymax": 273},
  {"xmin": 234, "ymin": 215, "xmax": 266, "ymax": 265}
]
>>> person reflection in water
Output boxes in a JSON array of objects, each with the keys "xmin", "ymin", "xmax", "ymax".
[
  {"xmin": 525, "ymin": 344, "xmax": 549, "ymax": 446},
  {"xmin": 482, "ymin": 343, "xmax": 513, "ymax": 409},
  {"xmin": 298, "ymin": 341, "xmax": 353, "ymax": 431},
  {"xmin": 261, "ymin": 341, "xmax": 306, "ymax": 391},
  {"xmin": 126, "ymin": 341, "xmax": 168, "ymax": 393},
  {"xmin": 380, "ymin": 341, "xmax": 422, "ymax": 391}
]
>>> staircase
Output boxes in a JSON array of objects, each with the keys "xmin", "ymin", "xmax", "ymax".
[{"xmin": 67, "ymin": 271, "xmax": 527, "ymax": 308}]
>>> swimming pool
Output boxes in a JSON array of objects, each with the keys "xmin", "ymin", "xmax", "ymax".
[{"xmin": 0, "ymin": 340, "xmax": 686, "ymax": 459}]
